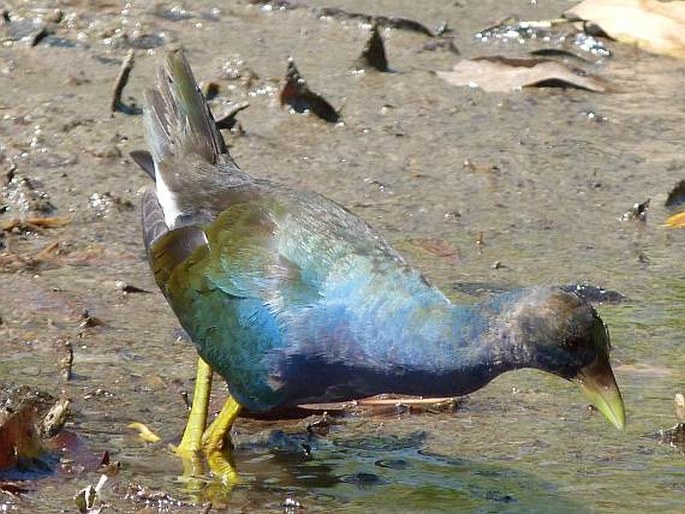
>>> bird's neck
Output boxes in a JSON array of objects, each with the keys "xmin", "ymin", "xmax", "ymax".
[
  {"xmin": 371, "ymin": 296, "xmax": 527, "ymax": 397},
  {"xmin": 283, "ymin": 291, "xmax": 532, "ymax": 403}
]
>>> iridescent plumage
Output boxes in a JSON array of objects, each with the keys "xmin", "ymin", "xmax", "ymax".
[{"xmin": 134, "ymin": 49, "xmax": 625, "ymax": 481}]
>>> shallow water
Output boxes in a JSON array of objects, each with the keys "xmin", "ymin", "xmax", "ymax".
[{"xmin": 1, "ymin": 0, "xmax": 683, "ymax": 512}]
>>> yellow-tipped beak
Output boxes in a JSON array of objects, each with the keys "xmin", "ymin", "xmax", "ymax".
[{"xmin": 575, "ymin": 355, "xmax": 626, "ymax": 430}]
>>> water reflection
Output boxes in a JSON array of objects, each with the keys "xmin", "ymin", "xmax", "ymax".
[{"xmin": 119, "ymin": 427, "xmax": 586, "ymax": 513}]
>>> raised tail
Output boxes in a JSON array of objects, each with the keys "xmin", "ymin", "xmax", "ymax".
[
  {"xmin": 142, "ymin": 48, "xmax": 227, "ymax": 167},
  {"xmin": 136, "ymin": 48, "xmax": 247, "ymax": 235}
]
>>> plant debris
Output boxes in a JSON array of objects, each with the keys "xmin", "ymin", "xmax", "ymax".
[
  {"xmin": 354, "ymin": 394, "xmax": 461, "ymax": 416},
  {"xmin": 280, "ymin": 57, "xmax": 340, "ymax": 122},
  {"xmin": 475, "ymin": 15, "xmax": 612, "ymax": 56},
  {"xmin": 40, "ymin": 398, "xmax": 71, "ymax": 438},
  {"xmin": 306, "ymin": 412, "xmax": 331, "ymax": 436},
  {"xmin": 0, "ymin": 241, "xmax": 58, "ymax": 272},
  {"xmin": 476, "ymin": 16, "xmax": 570, "ymax": 42},
  {"xmin": 127, "ymin": 422, "xmax": 161, "ymax": 443},
  {"xmin": 2, "ymin": 175, "xmax": 55, "ymax": 217},
  {"xmin": 436, "ymin": 56, "xmax": 610, "ymax": 93},
  {"xmin": 565, "ymin": 0, "xmax": 685, "ymax": 59},
  {"xmin": 0, "ymin": 216, "xmax": 69, "ymax": 233},
  {"xmin": 356, "ymin": 23, "xmax": 389, "ymax": 72},
  {"xmin": 315, "ymin": 7, "xmax": 435, "ymax": 36},
  {"xmin": 110, "ymin": 49, "xmax": 137, "ymax": 116},
  {"xmin": 214, "ymin": 101, "xmax": 250, "ymax": 131},
  {"xmin": 79, "ymin": 309, "xmax": 104, "ymax": 329},
  {"xmin": 114, "ymin": 280, "xmax": 151, "ymax": 294},
  {"xmin": 0, "ymin": 386, "xmax": 70, "ymax": 477},
  {"xmin": 59, "ymin": 339, "xmax": 74, "ymax": 381},
  {"xmin": 620, "ymin": 198, "xmax": 650, "ymax": 221},
  {"xmin": 74, "ymin": 473, "xmax": 109, "ymax": 514},
  {"xmin": 98, "ymin": 450, "xmax": 121, "ymax": 477},
  {"xmin": 665, "ymin": 179, "xmax": 685, "ymax": 208},
  {"xmin": 0, "ymin": 13, "xmax": 52, "ymax": 47}
]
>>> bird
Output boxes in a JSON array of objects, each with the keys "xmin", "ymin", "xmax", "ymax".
[{"xmin": 132, "ymin": 49, "xmax": 625, "ymax": 483}]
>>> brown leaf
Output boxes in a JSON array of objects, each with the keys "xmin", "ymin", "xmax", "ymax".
[
  {"xmin": 436, "ymin": 56, "xmax": 610, "ymax": 93},
  {"xmin": 280, "ymin": 57, "xmax": 340, "ymax": 123},
  {"xmin": 356, "ymin": 23, "xmax": 390, "ymax": 72},
  {"xmin": 0, "ymin": 216, "xmax": 69, "ymax": 232},
  {"xmin": 565, "ymin": 0, "xmax": 685, "ymax": 58},
  {"xmin": 0, "ymin": 405, "xmax": 47, "ymax": 471}
]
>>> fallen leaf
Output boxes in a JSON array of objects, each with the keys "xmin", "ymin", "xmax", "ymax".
[
  {"xmin": 665, "ymin": 179, "xmax": 685, "ymax": 208},
  {"xmin": 280, "ymin": 57, "xmax": 340, "ymax": 123},
  {"xmin": 356, "ymin": 23, "xmax": 390, "ymax": 72},
  {"xmin": 214, "ymin": 101, "xmax": 250, "ymax": 131},
  {"xmin": 665, "ymin": 210, "xmax": 685, "ymax": 227},
  {"xmin": 565, "ymin": 0, "xmax": 685, "ymax": 58},
  {"xmin": 0, "ymin": 404, "xmax": 48, "ymax": 471},
  {"xmin": 0, "ymin": 387, "xmax": 68, "ymax": 475},
  {"xmin": 127, "ymin": 422, "xmax": 161, "ymax": 443},
  {"xmin": 436, "ymin": 56, "xmax": 610, "ymax": 92}
]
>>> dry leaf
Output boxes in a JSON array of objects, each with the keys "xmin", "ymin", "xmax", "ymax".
[
  {"xmin": 0, "ymin": 216, "xmax": 70, "ymax": 232},
  {"xmin": 280, "ymin": 57, "xmax": 339, "ymax": 123},
  {"xmin": 665, "ymin": 179, "xmax": 685, "ymax": 208},
  {"xmin": 566, "ymin": 0, "xmax": 685, "ymax": 58},
  {"xmin": 665, "ymin": 211, "xmax": 685, "ymax": 227},
  {"xmin": 127, "ymin": 422, "xmax": 161, "ymax": 443},
  {"xmin": 437, "ymin": 56, "xmax": 609, "ymax": 92}
]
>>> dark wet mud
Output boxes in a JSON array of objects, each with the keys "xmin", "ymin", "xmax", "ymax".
[{"xmin": 1, "ymin": 1, "xmax": 684, "ymax": 512}]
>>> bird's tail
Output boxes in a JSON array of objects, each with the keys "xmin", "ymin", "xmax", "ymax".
[
  {"xmin": 142, "ymin": 47, "xmax": 227, "ymax": 167},
  {"xmin": 138, "ymin": 48, "xmax": 244, "ymax": 236},
  {"xmin": 135, "ymin": 49, "xmax": 234, "ymax": 250}
]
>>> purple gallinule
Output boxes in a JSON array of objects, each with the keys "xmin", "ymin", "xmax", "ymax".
[{"xmin": 133, "ymin": 49, "xmax": 625, "ymax": 483}]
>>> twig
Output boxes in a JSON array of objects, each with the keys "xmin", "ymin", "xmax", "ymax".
[
  {"xmin": 59, "ymin": 339, "xmax": 73, "ymax": 381},
  {"xmin": 110, "ymin": 50, "xmax": 135, "ymax": 117}
]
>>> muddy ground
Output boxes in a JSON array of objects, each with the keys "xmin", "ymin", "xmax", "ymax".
[{"xmin": 1, "ymin": 1, "xmax": 684, "ymax": 512}]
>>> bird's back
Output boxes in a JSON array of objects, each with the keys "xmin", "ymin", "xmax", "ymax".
[{"xmin": 145, "ymin": 171, "xmax": 454, "ymax": 410}]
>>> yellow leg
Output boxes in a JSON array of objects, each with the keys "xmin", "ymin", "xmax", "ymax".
[
  {"xmin": 173, "ymin": 357, "xmax": 212, "ymax": 458},
  {"xmin": 202, "ymin": 396, "xmax": 242, "ymax": 484}
]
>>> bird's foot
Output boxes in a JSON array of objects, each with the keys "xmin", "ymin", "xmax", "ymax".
[
  {"xmin": 201, "ymin": 396, "xmax": 243, "ymax": 485},
  {"xmin": 172, "ymin": 445, "xmax": 203, "ymax": 477},
  {"xmin": 168, "ymin": 357, "xmax": 243, "ymax": 485},
  {"xmin": 206, "ymin": 446, "xmax": 241, "ymax": 485}
]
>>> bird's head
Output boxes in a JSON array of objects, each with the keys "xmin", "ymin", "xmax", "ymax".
[{"xmin": 503, "ymin": 287, "xmax": 625, "ymax": 430}]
